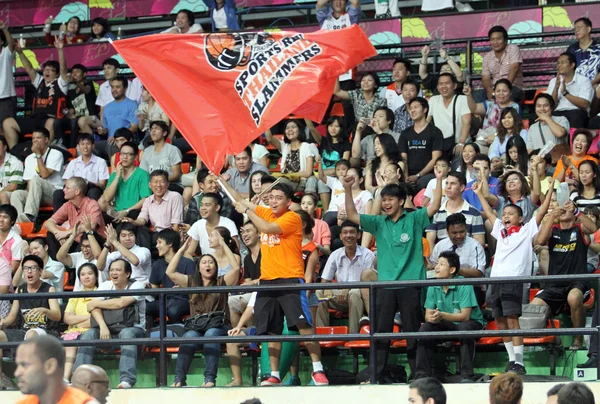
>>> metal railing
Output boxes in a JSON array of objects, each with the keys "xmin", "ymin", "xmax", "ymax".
[{"xmin": 1, "ymin": 273, "xmax": 599, "ymax": 386}]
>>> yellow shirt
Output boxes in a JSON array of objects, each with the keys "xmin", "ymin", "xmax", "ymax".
[{"xmin": 63, "ymin": 288, "xmax": 96, "ymax": 334}]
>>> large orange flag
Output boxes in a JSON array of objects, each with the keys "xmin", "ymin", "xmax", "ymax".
[{"xmin": 111, "ymin": 25, "xmax": 377, "ymax": 173}]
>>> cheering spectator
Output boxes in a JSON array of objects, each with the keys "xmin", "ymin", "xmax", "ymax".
[
  {"xmin": 419, "ymin": 46, "xmax": 464, "ymax": 97},
  {"xmin": 16, "ymin": 239, "xmax": 66, "ymax": 298},
  {"xmin": 481, "ymin": 25, "xmax": 523, "ymax": 102},
  {"xmin": 43, "ymin": 16, "xmax": 86, "ymax": 45},
  {"xmin": 140, "ymin": 121, "xmax": 182, "ymax": 187},
  {"xmin": 74, "ymin": 258, "xmax": 147, "ymax": 389},
  {"xmin": 529, "ymin": 149, "xmax": 557, "ymax": 199},
  {"xmin": 416, "ymin": 251, "xmax": 485, "ymax": 382},
  {"xmin": 203, "ymin": 0, "xmax": 240, "ymax": 31},
  {"xmin": 488, "ymin": 107, "xmax": 528, "ymax": 160},
  {"xmin": 0, "ymin": 136, "xmax": 24, "ymax": 205},
  {"xmin": 333, "ymin": 73, "xmax": 386, "ymax": 127},
  {"xmin": 53, "ymin": 133, "xmax": 109, "ymax": 211},
  {"xmin": 147, "ymin": 229, "xmax": 195, "ymax": 324},
  {"xmin": 97, "ymin": 223, "xmax": 152, "ymax": 284},
  {"xmin": 88, "ymin": 17, "xmax": 116, "ymax": 42},
  {"xmin": 384, "ymin": 58, "xmax": 414, "ymax": 112},
  {"xmin": 99, "ymin": 142, "xmax": 152, "ymax": 220},
  {"xmin": 421, "ymin": 156, "xmax": 450, "ymax": 207},
  {"xmin": 163, "ymin": 9, "xmax": 204, "ymax": 34},
  {"xmin": 525, "ymin": 93, "xmax": 570, "ymax": 162},
  {"xmin": 427, "ymin": 73, "xmax": 471, "ymax": 158},
  {"xmin": 110, "ymin": 128, "xmax": 140, "ymax": 171},
  {"xmin": 316, "ymin": 221, "xmax": 374, "ymax": 334},
  {"xmin": 137, "ymin": 87, "xmax": 171, "ymax": 145},
  {"xmin": 457, "ymin": 143, "xmax": 480, "ymax": 183},
  {"xmin": 463, "ymin": 155, "xmax": 500, "ymax": 210},
  {"xmin": 392, "ymin": 79, "xmax": 418, "ymax": 133},
  {"xmin": 96, "ymin": 77, "xmax": 138, "ymax": 160},
  {"xmin": 223, "ymin": 146, "xmax": 269, "ymax": 198},
  {"xmin": 399, "ymin": 97, "xmax": 444, "ymax": 190},
  {"xmin": 45, "ymin": 177, "xmax": 106, "ymax": 259},
  {"xmin": 532, "ymin": 200, "xmax": 596, "ymax": 350},
  {"xmin": 553, "ymin": 129, "xmax": 598, "ymax": 183},
  {"xmin": 571, "ymin": 160, "xmax": 600, "ymax": 209},
  {"xmin": 365, "ymin": 133, "xmax": 400, "ymax": 194},
  {"xmin": 429, "ymin": 213, "xmax": 487, "ymax": 306},
  {"xmin": 2, "ymin": 45, "xmax": 68, "ymax": 148},
  {"xmin": 0, "ymin": 21, "xmax": 16, "ymax": 132},
  {"xmin": 547, "ymin": 52, "xmax": 594, "ymax": 129},
  {"xmin": 567, "ymin": 17, "xmax": 600, "ymax": 84},
  {"xmin": 10, "ymin": 128, "xmax": 64, "ymax": 223}
]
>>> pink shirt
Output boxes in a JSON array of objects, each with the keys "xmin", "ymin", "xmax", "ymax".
[
  {"xmin": 138, "ymin": 190, "xmax": 184, "ymax": 231},
  {"xmin": 51, "ymin": 197, "xmax": 106, "ymax": 242},
  {"xmin": 312, "ymin": 218, "xmax": 331, "ymax": 249},
  {"xmin": 0, "ymin": 228, "xmax": 22, "ymax": 264},
  {"xmin": 482, "ymin": 44, "xmax": 523, "ymax": 88}
]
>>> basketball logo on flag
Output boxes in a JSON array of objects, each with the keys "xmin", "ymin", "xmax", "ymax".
[{"xmin": 205, "ymin": 33, "xmax": 275, "ymax": 71}]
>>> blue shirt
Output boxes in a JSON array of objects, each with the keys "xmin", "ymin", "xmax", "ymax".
[
  {"xmin": 102, "ymin": 97, "xmax": 138, "ymax": 138},
  {"xmin": 463, "ymin": 177, "xmax": 500, "ymax": 211}
]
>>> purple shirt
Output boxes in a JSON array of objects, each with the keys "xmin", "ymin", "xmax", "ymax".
[{"xmin": 138, "ymin": 190, "xmax": 184, "ymax": 231}]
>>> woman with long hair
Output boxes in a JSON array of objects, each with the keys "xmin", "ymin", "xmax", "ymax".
[
  {"xmin": 168, "ymin": 235, "xmax": 240, "ymax": 388},
  {"xmin": 44, "ymin": 16, "xmax": 87, "ymax": 45},
  {"xmin": 458, "ymin": 143, "xmax": 480, "ymax": 183},
  {"xmin": 208, "ymin": 227, "xmax": 241, "ymax": 277},
  {"xmin": 88, "ymin": 17, "xmax": 116, "ymax": 42},
  {"xmin": 489, "ymin": 107, "xmax": 528, "ymax": 160},
  {"xmin": 494, "ymin": 170, "xmax": 538, "ymax": 223},
  {"xmin": 61, "ymin": 263, "xmax": 99, "ymax": 381},
  {"xmin": 505, "ymin": 136, "xmax": 529, "ymax": 176},
  {"xmin": 365, "ymin": 133, "xmax": 400, "ymax": 194},
  {"xmin": 570, "ymin": 160, "xmax": 600, "ymax": 209},
  {"xmin": 248, "ymin": 171, "xmax": 268, "ymax": 203},
  {"xmin": 553, "ymin": 129, "xmax": 598, "ymax": 184}
]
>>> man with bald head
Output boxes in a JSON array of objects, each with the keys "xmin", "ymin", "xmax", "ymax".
[{"xmin": 71, "ymin": 364, "xmax": 111, "ymax": 404}]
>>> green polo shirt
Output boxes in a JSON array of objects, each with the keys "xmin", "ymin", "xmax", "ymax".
[
  {"xmin": 360, "ymin": 208, "xmax": 430, "ymax": 281},
  {"xmin": 106, "ymin": 168, "xmax": 152, "ymax": 212},
  {"xmin": 424, "ymin": 277, "xmax": 486, "ymax": 327}
]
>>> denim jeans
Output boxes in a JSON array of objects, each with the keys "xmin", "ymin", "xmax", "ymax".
[
  {"xmin": 73, "ymin": 327, "xmax": 145, "ymax": 385},
  {"xmin": 174, "ymin": 327, "xmax": 229, "ymax": 384}
]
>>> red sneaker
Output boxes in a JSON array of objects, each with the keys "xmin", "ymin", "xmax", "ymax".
[
  {"xmin": 312, "ymin": 371, "xmax": 329, "ymax": 386},
  {"xmin": 261, "ymin": 376, "xmax": 282, "ymax": 386}
]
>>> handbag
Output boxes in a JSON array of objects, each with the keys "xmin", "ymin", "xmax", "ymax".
[
  {"xmin": 183, "ymin": 311, "xmax": 226, "ymax": 333},
  {"xmin": 90, "ymin": 281, "xmax": 138, "ymax": 334},
  {"xmin": 520, "ymin": 303, "xmax": 550, "ymax": 330}
]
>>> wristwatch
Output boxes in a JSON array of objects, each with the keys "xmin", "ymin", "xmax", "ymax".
[
  {"xmin": 34, "ymin": 154, "xmax": 41, "ymax": 159},
  {"xmin": 416, "ymin": 173, "xmax": 421, "ymax": 178},
  {"xmin": 86, "ymin": 230, "xmax": 94, "ymax": 236}
]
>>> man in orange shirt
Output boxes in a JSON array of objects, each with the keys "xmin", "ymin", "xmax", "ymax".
[
  {"xmin": 15, "ymin": 336, "xmax": 97, "ymax": 404},
  {"xmin": 233, "ymin": 183, "xmax": 328, "ymax": 386}
]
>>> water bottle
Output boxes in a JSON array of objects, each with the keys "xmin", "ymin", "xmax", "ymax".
[
  {"xmin": 462, "ymin": 68, "xmax": 471, "ymax": 86},
  {"xmin": 19, "ymin": 34, "xmax": 25, "ymax": 48},
  {"xmin": 556, "ymin": 182, "xmax": 569, "ymax": 207},
  {"xmin": 538, "ymin": 140, "xmax": 555, "ymax": 159},
  {"xmin": 59, "ymin": 30, "xmax": 64, "ymax": 41},
  {"xmin": 117, "ymin": 27, "xmax": 122, "ymax": 40}
]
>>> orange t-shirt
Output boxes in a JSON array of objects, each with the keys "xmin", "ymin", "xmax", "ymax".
[
  {"xmin": 17, "ymin": 386, "xmax": 96, "ymax": 404},
  {"xmin": 255, "ymin": 206, "xmax": 304, "ymax": 280},
  {"xmin": 553, "ymin": 155, "xmax": 599, "ymax": 180}
]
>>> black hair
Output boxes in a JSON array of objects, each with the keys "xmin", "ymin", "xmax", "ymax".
[
  {"xmin": 445, "ymin": 212, "xmax": 467, "ymax": 229},
  {"xmin": 301, "ymin": 192, "xmax": 319, "ymax": 215},
  {"xmin": 499, "ymin": 171, "xmax": 530, "ymax": 198},
  {"xmin": 0, "ymin": 30, "xmax": 6, "ymax": 46},
  {"xmin": 296, "ymin": 209, "xmax": 315, "ymax": 236},
  {"xmin": 435, "ymin": 155, "xmax": 450, "ymax": 166},
  {"xmin": 196, "ymin": 168, "xmax": 211, "ymax": 184},
  {"xmin": 120, "ymin": 141, "xmax": 139, "ymax": 156},
  {"xmin": 493, "ymin": 78, "xmax": 513, "ymax": 92},
  {"xmin": 111, "ymin": 76, "xmax": 128, "ymax": 89},
  {"xmin": 0, "ymin": 204, "xmax": 18, "ymax": 225},
  {"xmin": 574, "ymin": 17, "xmax": 592, "ymax": 29},
  {"xmin": 408, "ymin": 97, "xmax": 429, "ymax": 115},
  {"xmin": 71, "ymin": 63, "xmax": 87, "ymax": 74},
  {"xmin": 150, "ymin": 169, "xmax": 169, "ymax": 182},
  {"xmin": 215, "ymin": 226, "xmax": 239, "ymax": 255},
  {"xmin": 282, "ymin": 119, "xmax": 305, "ymax": 144},
  {"xmin": 576, "ymin": 160, "xmax": 600, "ymax": 195},
  {"xmin": 409, "ymin": 377, "xmax": 447, "ymax": 404},
  {"xmin": 488, "ymin": 25, "xmax": 508, "ymax": 41},
  {"xmin": 393, "ymin": 58, "xmax": 412, "ymax": 71},
  {"xmin": 42, "ymin": 60, "xmax": 60, "ymax": 74},
  {"xmin": 91, "ymin": 17, "xmax": 111, "ymax": 39},
  {"xmin": 361, "ymin": 71, "xmax": 380, "ymax": 89},
  {"xmin": 473, "ymin": 153, "xmax": 491, "ymax": 167},
  {"xmin": 116, "ymin": 222, "xmax": 137, "ymax": 238},
  {"xmin": 503, "ymin": 203, "xmax": 524, "ymax": 218},
  {"xmin": 22, "ymin": 254, "xmax": 44, "ymax": 270},
  {"xmin": 67, "ymin": 16, "xmax": 82, "ymax": 34},
  {"xmin": 438, "ymin": 72, "xmax": 457, "ymax": 85},
  {"xmin": 102, "ymin": 58, "xmax": 120, "ymax": 69},
  {"xmin": 528, "ymin": 149, "xmax": 552, "ymax": 166},
  {"xmin": 156, "ymin": 228, "xmax": 181, "ymax": 251},
  {"xmin": 374, "ymin": 107, "xmax": 395, "ymax": 130},
  {"xmin": 21, "ymin": 335, "xmax": 66, "ymax": 373},
  {"xmin": 572, "ymin": 129, "xmax": 593, "ymax": 155},
  {"xmin": 401, "ymin": 78, "xmax": 419, "ymax": 92},
  {"xmin": 114, "ymin": 127, "xmax": 133, "ymax": 141},
  {"xmin": 447, "ymin": 170, "xmax": 467, "ymax": 187},
  {"xmin": 534, "ymin": 92, "xmax": 555, "ymax": 111},
  {"xmin": 110, "ymin": 258, "xmax": 133, "ymax": 279},
  {"xmin": 380, "ymin": 183, "xmax": 407, "ymax": 201},
  {"xmin": 249, "ymin": 171, "xmax": 268, "ymax": 200},
  {"xmin": 190, "ymin": 254, "xmax": 219, "ymax": 302},
  {"xmin": 559, "ymin": 51, "xmax": 577, "ymax": 67},
  {"xmin": 335, "ymin": 159, "xmax": 351, "ymax": 170},
  {"xmin": 30, "ymin": 237, "xmax": 47, "ymax": 248},
  {"xmin": 77, "ymin": 263, "xmax": 99, "ymax": 288},
  {"xmin": 0, "ymin": 136, "xmax": 8, "ymax": 150},
  {"xmin": 77, "ymin": 133, "xmax": 95, "ymax": 144},
  {"xmin": 177, "ymin": 9, "xmax": 195, "ymax": 25},
  {"xmin": 261, "ymin": 175, "xmax": 277, "ymax": 185},
  {"xmin": 496, "ymin": 107, "xmax": 524, "ymax": 145},
  {"xmin": 371, "ymin": 133, "xmax": 400, "ymax": 187},
  {"xmin": 33, "ymin": 127, "xmax": 50, "ymax": 139},
  {"xmin": 340, "ymin": 220, "xmax": 360, "ymax": 232},
  {"xmin": 322, "ymin": 116, "xmax": 349, "ymax": 156},
  {"xmin": 547, "ymin": 383, "xmax": 565, "ymax": 397},
  {"xmin": 506, "ymin": 135, "xmax": 529, "ymax": 175},
  {"xmin": 557, "ymin": 382, "xmax": 595, "ymax": 404},
  {"xmin": 439, "ymin": 250, "xmax": 460, "ymax": 276},
  {"xmin": 460, "ymin": 142, "xmax": 480, "ymax": 173},
  {"xmin": 271, "ymin": 183, "xmax": 294, "ymax": 200},
  {"xmin": 203, "ymin": 192, "xmax": 224, "ymax": 214},
  {"xmin": 239, "ymin": 145, "xmax": 252, "ymax": 159},
  {"xmin": 150, "ymin": 120, "xmax": 169, "ymax": 134}
]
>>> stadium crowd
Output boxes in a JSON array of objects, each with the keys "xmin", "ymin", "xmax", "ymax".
[{"xmin": 0, "ymin": 0, "xmax": 600, "ymax": 393}]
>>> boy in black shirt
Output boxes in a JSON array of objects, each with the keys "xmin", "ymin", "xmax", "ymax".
[{"xmin": 532, "ymin": 200, "xmax": 597, "ymax": 349}]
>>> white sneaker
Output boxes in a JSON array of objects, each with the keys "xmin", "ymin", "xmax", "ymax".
[{"xmin": 117, "ymin": 381, "xmax": 132, "ymax": 389}]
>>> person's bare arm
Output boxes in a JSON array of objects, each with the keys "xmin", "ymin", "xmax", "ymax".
[
  {"xmin": 459, "ymin": 114, "xmax": 470, "ymax": 145},
  {"xmin": 0, "ymin": 22, "xmax": 15, "ymax": 53},
  {"xmin": 472, "ymin": 181, "xmax": 498, "ymax": 225},
  {"xmin": 340, "ymin": 176, "xmax": 360, "ymax": 225},
  {"xmin": 167, "ymin": 239, "xmax": 192, "ymax": 287},
  {"xmin": 419, "ymin": 45, "xmax": 430, "ymax": 80},
  {"xmin": 55, "ymin": 38, "xmax": 69, "ymax": 83},
  {"xmin": 463, "ymin": 84, "xmax": 485, "ymax": 116},
  {"xmin": 507, "ymin": 63, "xmax": 521, "ymax": 84},
  {"xmin": 16, "ymin": 43, "xmax": 37, "ymax": 82},
  {"xmin": 304, "ymin": 119, "xmax": 322, "ymax": 145},
  {"xmin": 426, "ymin": 168, "xmax": 444, "ymax": 218},
  {"xmin": 316, "ymin": 0, "xmax": 328, "ymax": 8},
  {"xmin": 535, "ymin": 177, "xmax": 555, "ymax": 226},
  {"xmin": 481, "ymin": 74, "xmax": 493, "ymax": 100},
  {"xmin": 333, "ymin": 79, "xmax": 350, "ymax": 101},
  {"xmin": 418, "ymin": 150, "xmax": 442, "ymax": 178},
  {"xmin": 350, "ymin": 120, "xmax": 366, "ymax": 168},
  {"xmin": 265, "ymin": 128, "xmax": 282, "ymax": 153}
]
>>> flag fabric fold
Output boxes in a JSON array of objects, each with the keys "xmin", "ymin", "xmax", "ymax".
[{"xmin": 111, "ymin": 25, "xmax": 377, "ymax": 173}]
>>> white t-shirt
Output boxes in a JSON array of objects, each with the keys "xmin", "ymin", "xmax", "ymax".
[
  {"xmin": 252, "ymin": 144, "xmax": 270, "ymax": 164},
  {"xmin": 105, "ymin": 245, "xmax": 151, "ymax": 284},
  {"xmin": 423, "ymin": 178, "xmax": 447, "ymax": 205},
  {"xmin": 546, "ymin": 74, "xmax": 594, "ymax": 112},
  {"xmin": 427, "ymin": 95, "xmax": 471, "ymax": 142},
  {"xmin": 96, "ymin": 280, "xmax": 146, "ymax": 330},
  {"xmin": 0, "ymin": 46, "xmax": 16, "ymax": 98},
  {"xmin": 320, "ymin": 14, "xmax": 353, "ymax": 81},
  {"xmin": 188, "ymin": 216, "xmax": 239, "ymax": 255},
  {"xmin": 490, "ymin": 218, "xmax": 539, "ymax": 277},
  {"xmin": 23, "ymin": 148, "xmax": 64, "ymax": 190},
  {"xmin": 213, "ymin": 7, "xmax": 228, "ymax": 29},
  {"xmin": 95, "ymin": 79, "xmax": 138, "ymax": 108},
  {"xmin": 337, "ymin": 190, "xmax": 374, "ymax": 215},
  {"xmin": 326, "ymin": 176, "xmax": 345, "ymax": 213},
  {"xmin": 70, "ymin": 252, "xmax": 101, "ymax": 291},
  {"xmin": 42, "ymin": 258, "xmax": 65, "ymax": 293}
]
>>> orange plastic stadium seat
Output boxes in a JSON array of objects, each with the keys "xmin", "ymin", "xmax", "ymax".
[
  {"xmin": 25, "ymin": 222, "xmax": 49, "ymax": 239},
  {"xmin": 529, "ymin": 288, "xmax": 540, "ymax": 303},
  {"xmin": 181, "ymin": 162, "xmax": 191, "ymax": 174},
  {"xmin": 67, "ymin": 148, "xmax": 77, "ymax": 158},
  {"xmin": 316, "ymin": 326, "xmax": 349, "ymax": 348},
  {"xmin": 344, "ymin": 324, "xmax": 400, "ymax": 349},
  {"xmin": 524, "ymin": 88, "xmax": 546, "ymax": 105},
  {"xmin": 476, "ymin": 321, "xmax": 503, "ymax": 346},
  {"xmin": 63, "ymin": 272, "xmax": 73, "ymax": 291},
  {"xmin": 584, "ymin": 289, "xmax": 596, "ymax": 311},
  {"xmin": 16, "ymin": 222, "xmax": 34, "ymax": 238}
]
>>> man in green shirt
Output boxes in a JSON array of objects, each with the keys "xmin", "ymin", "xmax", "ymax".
[
  {"xmin": 342, "ymin": 166, "xmax": 443, "ymax": 381},
  {"xmin": 416, "ymin": 251, "xmax": 485, "ymax": 382},
  {"xmin": 99, "ymin": 142, "xmax": 151, "ymax": 220}
]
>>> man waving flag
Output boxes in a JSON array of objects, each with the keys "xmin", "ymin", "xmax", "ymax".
[{"xmin": 111, "ymin": 25, "xmax": 376, "ymax": 173}]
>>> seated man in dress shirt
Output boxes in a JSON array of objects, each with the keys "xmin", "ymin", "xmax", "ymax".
[
  {"xmin": 44, "ymin": 177, "xmax": 106, "ymax": 259},
  {"xmin": 223, "ymin": 146, "xmax": 269, "ymax": 198},
  {"xmin": 53, "ymin": 133, "xmax": 109, "ymax": 211},
  {"xmin": 429, "ymin": 213, "xmax": 486, "ymax": 306},
  {"xmin": 315, "ymin": 221, "xmax": 374, "ymax": 334}
]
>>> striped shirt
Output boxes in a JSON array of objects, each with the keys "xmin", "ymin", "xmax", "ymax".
[
  {"xmin": 570, "ymin": 190, "xmax": 600, "ymax": 210},
  {"xmin": 426, "ymin": 199, "xmax": 485, "ymax": 242},
  {"xmin": 0, "ymin": 153, "xmax": 24, "ymax": 191}
]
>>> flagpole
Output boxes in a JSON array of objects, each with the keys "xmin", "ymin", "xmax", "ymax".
[{"xmin": 217, "ymin": 179, "xmax": 235, "ymax": 202}]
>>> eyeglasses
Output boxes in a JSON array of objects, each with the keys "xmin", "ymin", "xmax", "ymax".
[
  {"xmin": 89, "ymin": 380, "xmax": 110, "ymax": 386},
  {"xmin": 23, "ymin": 266, "xmax": 40, "ymax": 272}
]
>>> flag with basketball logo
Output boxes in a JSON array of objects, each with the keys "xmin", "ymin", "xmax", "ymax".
[{"xmin": 111, "ymin": 25, "xmax": 377, "ymax": 174}]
